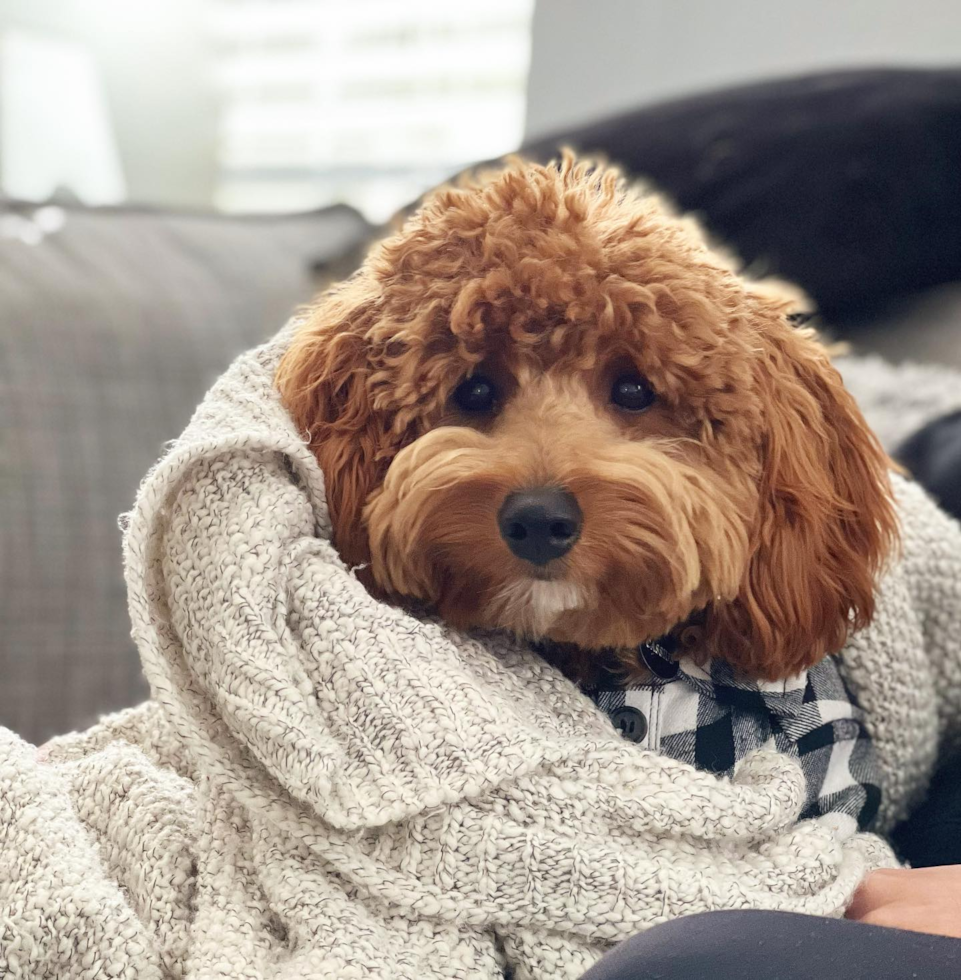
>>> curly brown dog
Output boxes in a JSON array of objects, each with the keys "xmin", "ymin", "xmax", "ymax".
[{"xmin": 276, "ymin": 154, "xmax": 897, "ymax": 684}]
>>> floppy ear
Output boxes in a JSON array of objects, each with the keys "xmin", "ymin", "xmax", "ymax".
[
  {"xmin": 275, "ymin": 290, "xmax": 389, "ymax": 569},
  {"xmin": 701, "ymin": 308, "xmax": 899, "ymax": 679}
]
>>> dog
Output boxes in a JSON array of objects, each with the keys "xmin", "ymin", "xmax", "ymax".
[
  {"xmin": 275, "ymin": 154, "xmax": 905, "ymax": 829},
  {"xmin": 277, "ymin": 153, "xmax": 897, "ymax": 678}
]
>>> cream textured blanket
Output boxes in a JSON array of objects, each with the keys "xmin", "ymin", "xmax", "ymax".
[{"xmin": 3, "ymin": 326, "xmax": 961, "ymax": 980}]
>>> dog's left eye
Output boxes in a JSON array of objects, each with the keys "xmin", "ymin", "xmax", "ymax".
[
  {"xmin": 453, "ymin": 374, "xmax": 497, "ymax": 413},
  {"xmin": 611, "ymin": 374, "xmax": 656, "ymax": 412}
]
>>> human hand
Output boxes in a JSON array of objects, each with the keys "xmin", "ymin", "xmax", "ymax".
[{"xmin": 846, "ymin": 866, "xmax": 961, "ymax": 939}]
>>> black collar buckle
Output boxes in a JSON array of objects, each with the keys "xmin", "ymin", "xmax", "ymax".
[{"xmin": 639, "ymin": 639, "xmax": 680, "ymax": 680}]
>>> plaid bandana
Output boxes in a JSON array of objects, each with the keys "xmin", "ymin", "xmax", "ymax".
[{"xmin": 585, "ymin": 641, "xmax": 881, "ymax": 833}]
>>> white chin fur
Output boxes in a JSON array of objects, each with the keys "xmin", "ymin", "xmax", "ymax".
[{"xmin": 496, "ymin": 579, "xmax": 584, "ymax": 637}]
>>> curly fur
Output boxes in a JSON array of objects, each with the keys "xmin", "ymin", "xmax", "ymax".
[{"xmin": 276, "ymin": 154, "xmax": 898, "ymax": 681}]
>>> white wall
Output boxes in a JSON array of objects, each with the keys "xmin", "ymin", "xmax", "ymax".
[
  {"xmin": 0, "ymin": 0, "xmax": 219, "ymax": 208},
  {"xmin": 525, "ymin": 0, "xmax": 961, "ymax": 137}
]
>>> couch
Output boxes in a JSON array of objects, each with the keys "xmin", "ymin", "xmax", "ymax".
[{"xmin": 0, "ymin": 201, "xmax": 373, "ymax": 742}]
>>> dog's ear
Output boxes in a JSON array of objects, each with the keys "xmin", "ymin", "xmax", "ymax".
[
  {"xmin": 701, "ymin": 305, "xmax": 898, "ymax": 679},
  {"xmin": 275, "ymin": 291, "xmax": 389, "ymax": 568}
]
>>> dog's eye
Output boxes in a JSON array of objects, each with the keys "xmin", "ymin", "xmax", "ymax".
[
  {"xmin": 611, "ymin": 374, "xmax": 656, "ymax": 412},
  {"xmin": 453, "ymin": 374, "xmax": 497, "ymax": 413}
]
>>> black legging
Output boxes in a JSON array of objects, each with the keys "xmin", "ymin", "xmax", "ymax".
[{"xmin": 581, "ymin": 910, "xmax": 961, "ymax": 980}]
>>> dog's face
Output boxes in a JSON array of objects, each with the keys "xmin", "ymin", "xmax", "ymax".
[
  {"xmin": 278, "ymin": 157, "xmax": 897, "ymax": 680},
  {"xmin": 363, "ymin": 318, "xmax": 758, "ymax": 656}
]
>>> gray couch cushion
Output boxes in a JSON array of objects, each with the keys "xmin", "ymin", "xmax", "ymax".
[{"xmin": 0, "ymin": 202, "xmax": 372, "ymax": 743}]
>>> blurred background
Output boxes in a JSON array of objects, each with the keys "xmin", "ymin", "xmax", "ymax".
[
  {"xmin": 4, "ymin": 1, "xmax": 961, "ymax": 216},
  {"xmin": 3, "ymin": 0, "xmax": 961, "ymax": 743}
]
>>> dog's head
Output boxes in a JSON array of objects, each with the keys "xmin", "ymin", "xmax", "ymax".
[{"xmin": 277, "ymin": 156, "xmax": 897, "ymax": 680}]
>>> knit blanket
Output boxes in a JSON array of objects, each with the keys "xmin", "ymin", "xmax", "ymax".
[{"xmin": 3, "ymin": 325, "xmax": 961, "ymax": 980}]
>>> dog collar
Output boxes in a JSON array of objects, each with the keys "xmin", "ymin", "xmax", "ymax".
[{"xmin": 638, "ymin": 637, "xmax": 680, "ymax": 680}]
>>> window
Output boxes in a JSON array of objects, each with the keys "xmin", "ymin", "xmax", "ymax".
[{"xmin": 210, "ymin": 0, "xmax": 535, "ymax": 220}]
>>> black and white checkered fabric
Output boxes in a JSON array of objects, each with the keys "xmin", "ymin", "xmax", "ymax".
[{"xmin": 586, "ymin": 644, "xmax": 881, "ymax": 832}]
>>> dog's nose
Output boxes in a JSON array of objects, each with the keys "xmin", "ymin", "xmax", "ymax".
[{"xmin": 498, "ymin": 489, "xmax": 582, "ymax": 565}]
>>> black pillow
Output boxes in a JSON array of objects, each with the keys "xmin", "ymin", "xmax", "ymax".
[
  {"xmin": 521, "ymin": 68, "xmax": 961, "ymax": 320},
  {"xmin": 896, "ymin": 408, "xmax": 961, "ymax": 521}
]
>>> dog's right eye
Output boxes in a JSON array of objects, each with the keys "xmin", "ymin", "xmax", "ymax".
[
  {"xmin": 453, "ymin": 375, "xmax": 497, "ymax": 413},
  {"xmin": 611, "ymin": 373, "xmax": 656, "ymax": 412}
]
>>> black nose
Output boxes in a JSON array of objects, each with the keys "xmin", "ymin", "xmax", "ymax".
[{"xmin": 498, "ymin": 489, "xmax": 582, "ymax": 565}]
